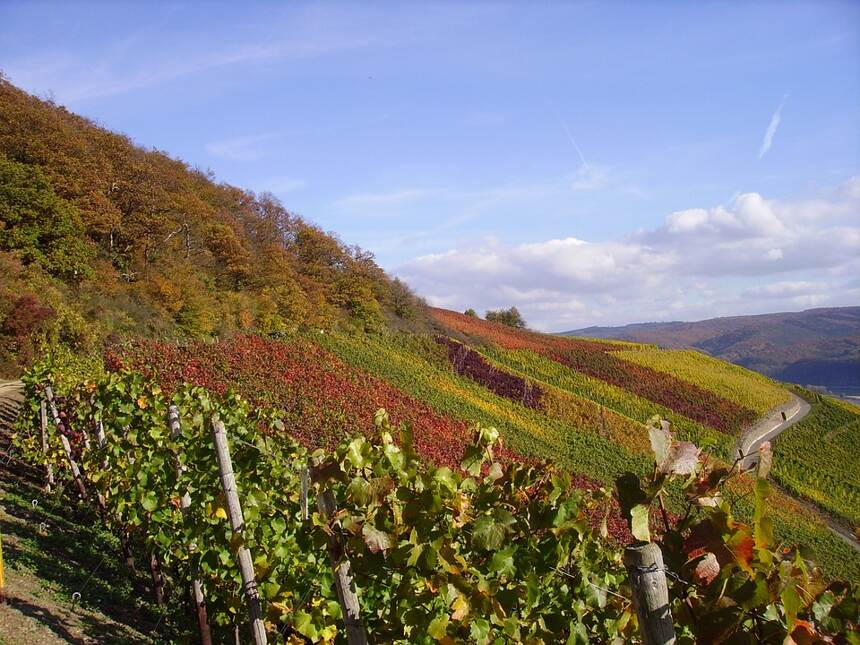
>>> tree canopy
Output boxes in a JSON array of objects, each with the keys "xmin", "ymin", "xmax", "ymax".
[
  {"xmin": 485, "ymin": 306, "xmax": 526, "ymax": 329},
  {"xmin": 0, "ymin": 78, "xmax": 427, "ymax": 374}
]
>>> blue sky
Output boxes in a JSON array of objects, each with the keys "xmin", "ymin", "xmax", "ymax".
[{"xmin": 2, "ymin": 1, "xmax": 859, "ymax": 330}]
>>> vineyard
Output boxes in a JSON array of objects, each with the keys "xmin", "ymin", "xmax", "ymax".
[
  {"xmin": 101, "ymin": 326, "xmax": 860, "ymax": 581},
  {"xmin": 770, "ymin": 391, "xmax": 860, "ymax": 527},
  {"xmin": 430, "ymin": 309, "xmax": 758, "ymax": 435},
  {"xmin": 9, "ymin": 348, "xmax": 860, "ymax": 643},
  {"xmin": 613, "ymin": 348, "xmax": 792, "ymax": 416}
]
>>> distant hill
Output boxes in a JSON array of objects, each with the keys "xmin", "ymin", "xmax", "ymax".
[{"xmin": 561, "ymin": 307, "xmax": 860, "ymax": 396}]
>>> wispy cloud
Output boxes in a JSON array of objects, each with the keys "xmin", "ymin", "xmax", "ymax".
[
  {"xmin": 758, "ymin": 94, "xmax": 788, "ymax": 159},
  {"xmin": 3, "ymin": 24, "xmax": 378, "ymax": 103},
  {"xmin": 332, "ymin": 189, "xmax": 431, "ymax": 209},
  {"xmin": 205, "ymin": 132, "xmax": 277, "ymax": 162},
  {"xmin": 571, "ymin": 165, "xmax": 608, "ymax": 191},
  {"xmin": 264, "ymin": 177, "xmax": 307, "ymax": 194}
]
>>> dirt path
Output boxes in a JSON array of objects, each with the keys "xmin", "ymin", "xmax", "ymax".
[{"xmin": 0, "ymin": 380, "xmax": 159, "ymax": 644}]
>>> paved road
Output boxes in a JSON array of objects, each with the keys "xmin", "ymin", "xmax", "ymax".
[
  {"xmin": 735, "ymin": 393, "xmax": 860, "ymax": 552},
  {"xmin": 736, "ymin": 393, "xmax": 811, "ymax": 470}
]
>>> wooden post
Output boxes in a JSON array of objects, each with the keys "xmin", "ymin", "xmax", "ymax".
[
  {"xmin": 600, "ymin": 405, "xmax": 607, "ymax": 437},
  {"xmin": 624, "ymin": 542, "xmax": 676, "ymax": 645},
  {"xmin": 312, "ymin": 465, "xmax": 368, "ymax": 645},
  {"xmin": 149, "ymin": 552, "xmax": 166, "ymax": 606},
  {"xmin": 44, "ymin": 386, "xmax": 87, "ymax": 499},
  {"xmin": 40, "ymin": 399, "xmax": 54, "ymax": 491},
  {"xmin": 300, "ymin": 467, "xmax": 310, "ymax": 521},
  {"xmin": 169, "ymin": 405, "xmax": 212, "ymax": 645},
  {"xmin": 0, "ymin": 525, "xmax": 6, "ymax": 604},
  {"xmin": 121, "ymin": 528, "xmax": 136, "ymax": 573},
  {"xmin": 211, "ymin": 419, "xmax": 267, "ymax": 645}
]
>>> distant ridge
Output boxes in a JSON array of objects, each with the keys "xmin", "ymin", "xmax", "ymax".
[{"xmin": 561, "ymin": 306, "xmax": 860, "ymax": 396}]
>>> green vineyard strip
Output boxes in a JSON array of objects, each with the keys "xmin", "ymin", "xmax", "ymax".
[
  {"xmin": 314, "ymin": 332, "xmax": 651, "ymax": 485},
  {"xmin": 771, "ymin": 392, "xmax": 860, "ymax": 527}
]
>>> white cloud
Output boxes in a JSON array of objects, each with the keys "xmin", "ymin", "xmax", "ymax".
[
  {"xmin": 742, "ymin": 281, "xmax": 826, "ymax": 299},
  {"xmin": 397, "ymin": 177, "xmax": 860, "ymax": 330},
  {"xmin": 205, "ymin": 132, "xmax": 277, "ymax": 162},
  {"xmin": 758, "ymin": 95, "xmax": 788, "ymax": 159}
]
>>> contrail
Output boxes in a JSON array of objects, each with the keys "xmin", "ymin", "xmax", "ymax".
[
  {"xmin": 547, "ymin": 99, "xmax": 589, "ymax": 169},
  {"xmin": 758, "ymin": 94, "xmax": 788, "ymax": 160},
  {"xmin": 559, "ymin": 118, "xmax": 589, "ymax": 169}
]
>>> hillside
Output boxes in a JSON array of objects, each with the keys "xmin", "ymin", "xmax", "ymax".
[
  {"xmin": 3, "ymin": 78, "xmax": 860, "ymax": 640},
  {"xmin": 0, "ymin": 78, "xmax": 426, "ymax": 378},
  {"xmin": 90, "ymin": 310, "xmax": 858, "ymax": 582},
  {"xmin": 562, "ymin": 307, "xmax": 860, "ymax": 396}
]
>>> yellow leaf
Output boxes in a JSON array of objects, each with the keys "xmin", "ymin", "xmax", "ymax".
[
  {"xmin": 450, "ymin": 595, "xmax": 470, "ymax": 621},
  {"xmin": 137, "ymin": 396, "xmax": 148, "ymax": 409}
]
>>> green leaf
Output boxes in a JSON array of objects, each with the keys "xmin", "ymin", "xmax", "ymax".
[
  {"xmin": 630, "ymin": 504, "xmax": 650, "ymax": 542},
  {"xmin": 346, "ymin": 437, "xmax": 367, "ymax": 468},
  {"xmin": 141, "ymin": 492, "xmax": 158, "ymax": 512},
  {"xmin": 293, "ymin": 609, "xmax": 318, "ymax": 640},
  {"xmin": 427, "ymin": 614, "xmax": 449, "ymax": 640},
  {"xmin": 469, "ymin": 618, "xmax": 491, "ymax": 645},
  {"xmin": 489, "ymin": 545, "xmax": 516, "ymax": 577},
  {"xmin": 460, "ymin": 445, "xmax": 484, "ymax": 476},
  {"xmin": 348, "ymin": 477, "xmax": 372, "ymax": 505},
  {"xmin": 472, "ymin": 510, "xmax": 514, "ymax": 551}
]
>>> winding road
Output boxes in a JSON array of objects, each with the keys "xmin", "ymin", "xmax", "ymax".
[
  {"xmin": 736, "ymin": 394, "xmax": 811, "ymax": 471},
  {"xmin": 736, "ymin": 393, "xmax": 860, "ymax": 551}
]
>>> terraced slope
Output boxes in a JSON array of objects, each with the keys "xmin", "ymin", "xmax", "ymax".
[
  {"xmin": 108, "ymin": 315, "xmax": 860, "ymax": 580},
  {"xmin": 613, "ymin": 347, "xmax": 792, "ymax": 415},
  {"xmin": 425, "ymin": 309, "xmax": 860, "ymax": 579}
]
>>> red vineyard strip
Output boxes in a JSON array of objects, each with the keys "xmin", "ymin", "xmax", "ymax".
[
  {"xmin": 436, "ymin": 336, "xmax": 543, "ymax": 409},
  {"xmin": 430, "ymin": 308, "xmax": 757, "ymax": 435},
  {"xmin": 108, "ymin": 334, "xmax": 521, "ymax": 470}
]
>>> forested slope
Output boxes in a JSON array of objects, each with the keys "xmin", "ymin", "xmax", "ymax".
[{"xmin": 0, "ymin": 78, "xmax": 425, "ymax": 376}]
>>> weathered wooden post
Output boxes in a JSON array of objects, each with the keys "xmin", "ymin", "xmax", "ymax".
[
  {"xmin": 624, "ymin": 542, "xmax": 676, "ymax": 645},
  {"xmin": 149, "ymin": 552, "xmax": 166, "ymax": 606},
  {"xmin": 44, "ymin": 386, "xmax": 87, "ymax": 499},
  {"xmin": 211, "ymin": 419, "xmax": 267, "ymax": 645},
  {"xmin": 169, "ymin": 405, "xmax": 212, "ymax": 645},
  {"xmin": 40, "ymin": 399, "xmax": 54, "ymax": 491},
  {"xmin": 0, "ymin": 526, "xmax": 6, "ymax": 604},
  {"xmin": 310, "ymin": 462, "xmax": 368, "ymax": 645}
]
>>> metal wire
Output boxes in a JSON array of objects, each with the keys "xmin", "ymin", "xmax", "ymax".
[
  {"xmin": 628, "ymin": 563, "xmax": 693, "ymax": 587},
  {"xmin": 554, "ymin": 566, "xmax": 629, "ymax": 601},
  {"xmin": 71, "ymin": 553, "xmax": 108, "ymax": 604}
]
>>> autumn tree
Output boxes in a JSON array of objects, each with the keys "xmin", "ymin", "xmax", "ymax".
[
  {"xmin": 0, "ymin": 155, "xmax": 94, "ymax": 280},
  {"xmin": 485, "ymin": 306, "xmax": 527, "ymax": 329}
]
